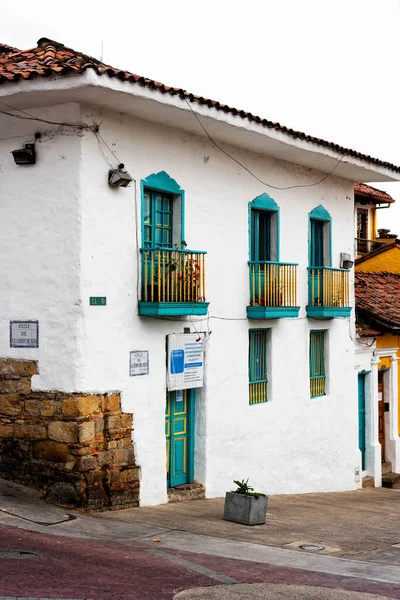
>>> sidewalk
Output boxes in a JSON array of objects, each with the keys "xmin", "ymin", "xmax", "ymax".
[
  {"xmin": 1, "ymin": 479, "xmax": 400, "ymax": 599},
  {"xmin": 99, "ymin": 487, "xmax": 400, "ymax": 564}
]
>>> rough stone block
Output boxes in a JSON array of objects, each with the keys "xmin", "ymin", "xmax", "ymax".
[
  {"xmin": 120, "ymin": 468, "xmax": 137, "ymax": 483},
  {"xmin": 78, "ymin": 421, "xmax": 95, "ymax": 444},
  {"xmin": 74, "ymin": 455, "xmax": 97, "ymax": 472},
  {"xmin": 104, "ymin": 393, "xmax": 121, "ymax": 413},
  {"xmin": 0, "ymin": 359, "xmax": 38, "ymax": 377},
  {"xmin": 105, "ymin": 413, "xmax": 133, "ymax": 433},
  {"xmin": 62, "ymin": 395, "xmax": 102, "ymax": 418},
  {"xmin": 0, "ymin": 424, "xmax": 13, "ymax": 437},
  {"xmin": 94, "ymin": 417, "xmax": 104, "ymax": 435},
  {"xmin": 41, "ymin": 400, "xmax": 59, "ymax": 417},
  {"xmin": 14, "ymin": 422, "xmax": 47, "ymax": 440},
  {"xmin": 45, "ymin": 482, "xmax": 79, "ymax": 507},
  {"xmin": 48, "ymin": 421, "xmax": 78, "ymax": 443},
  {"xmin": 111, "ymin": 447, "xmax": 135, "ymax": 466},
  {"xmin": 0, "ymin": 395, "xmax": 22, "ymax": 416},
  {"xmin": 0, "ymin": 378, "xmax": 31, "ymax": 395},
  {"xmin": 24, "ymin": 400, "xmax": 40, "ymax": 417},
  {"xmin": 32, "ymin": 440, "xmax": 70, "ymax": 463},
  {"xmin": 69, "ymin": 446, "xmax": 93, "ymax": 457},
  {"xmin": 85, "ymin": 470, "xmax": 105, "ymax": 486},
  {"xmin": 97, "ymin": 451, "xmax": 110, "ymax": 467}
]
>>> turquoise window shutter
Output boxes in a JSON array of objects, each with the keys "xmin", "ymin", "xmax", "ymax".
[
  {"xmin": 309, "ymin": 330, "xmax": 326, "ymax": 397},
  {"xmin": 249, "ymin": 329, "xmax": 268, "ymax": 405}
]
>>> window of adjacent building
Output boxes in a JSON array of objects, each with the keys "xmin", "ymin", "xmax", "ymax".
[
  {"xmin": 357, "ymin": 208, "xmax": 368, "ymax": 241},
  {"xmin": 309, "ymin": 330, "xmax": 326, "ymax": 398},
  {"xmin": 249, "ymin": 329, "xmax": 269, "ymax": 405}
]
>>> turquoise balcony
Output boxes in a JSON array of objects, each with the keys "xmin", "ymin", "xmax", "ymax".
[
  {"xmin": 307, "ymin": 267, "xmax": 351, "ymax": 318},
  {"xmin": 139, "ymin": 247, "xmax": 209, "ymax": 317},
  {"xmin": 247, "ymin": 261, "xmax": 300, "ymax": 319}
]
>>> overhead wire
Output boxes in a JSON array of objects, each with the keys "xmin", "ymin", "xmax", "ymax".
[
  {"xmin": 184, "ymin": 98, "xmax": 347, "ymax": 191},
  {"xmin": 0, "ymin": 101, "xmax": 94, "ymax": 130}
]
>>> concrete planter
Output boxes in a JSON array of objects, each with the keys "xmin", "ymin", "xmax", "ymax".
[{"xmin": 223, "ymin": 491, "xmax": 268, "ymax": 525}]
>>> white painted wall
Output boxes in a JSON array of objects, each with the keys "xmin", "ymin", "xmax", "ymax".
[
  {"xmin": 0, "ymin": 103, "xmax": 83, "ymax": 391},
  {"xmin": 75, "ymin": 103, "xmax": 358, "ymax": 504},
  {"xmin": 0, "ymin": 98, "xmax": 361, "ymax": 505}
]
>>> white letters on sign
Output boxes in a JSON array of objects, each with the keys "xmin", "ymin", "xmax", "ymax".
[{"xmin": 10, "ymin": 320, "xmax": 39, "ymax": 348}]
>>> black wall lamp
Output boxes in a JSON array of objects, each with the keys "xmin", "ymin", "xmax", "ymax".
[
  {"xmin": 340, "ymin": 252, "xmax": 354, "ymax": 269},
  {"xmin": 12, "ymin": 143, "xmax": 36, "ymax": 165},
  {"xmin": 108, "ymin": 163, "xmax": 133, "ymax": 188},
  {"xmin": 12, "ymin": 133, "xmax": 41, "ymax": 165}
]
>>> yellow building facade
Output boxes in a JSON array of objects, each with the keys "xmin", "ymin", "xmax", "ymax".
[{"xmin": 356, "ymin": 241, "xmax": 400, "ymax": 433}]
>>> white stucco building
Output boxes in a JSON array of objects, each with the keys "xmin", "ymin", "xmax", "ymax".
[{"xmin": 1, "ymin": 38, "xmax": 400, "ymax": 506}]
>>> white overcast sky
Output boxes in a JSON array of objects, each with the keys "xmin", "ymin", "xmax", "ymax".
[{"xmin": 2, "ymin": 0, "xmax": 400, "ymax": 232}]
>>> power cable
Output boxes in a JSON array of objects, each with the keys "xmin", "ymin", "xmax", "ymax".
[
  {"xmin": 0, "ymin": 101, "xmax": 94, "ymax": 130},
  {"xmin": 184, "ymin": 98, "xmax": 347, "ymax": 191}
]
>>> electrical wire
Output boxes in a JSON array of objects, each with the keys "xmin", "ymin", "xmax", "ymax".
[
  {"xmin": 96, "ymin": 131, "xmax": 123, "ymax": 165},
  {"xmin": 95, "ymin": 131, "xmax": 114, "ymax": 169},
  {"xmin": 0, "ymin": 101, "xmax": 94, "ymax": 130},
  {"xmin": 184, "ymin": 99, "xmax": 347, "ymax": 191}
]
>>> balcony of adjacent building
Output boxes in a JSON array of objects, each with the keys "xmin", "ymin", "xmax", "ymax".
[
  {"xmin": 139, "ymin": 247, "xmax": 209, "ymax": 316},
  {"xmin": 306, "ymin": 267, "xmax": 351, "ymax": 318},
  {"xmin": 247, "ymin": 261, "xmax": 300, "ymax": 319},
  {"xmin": 355, "ymin": 237, "xmax": 387, "ymax": 257}
]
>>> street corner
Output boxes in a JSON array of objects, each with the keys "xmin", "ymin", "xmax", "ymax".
[{"xmin": 173, "ymin": 583, "xmax": 398, "ymax": 599}]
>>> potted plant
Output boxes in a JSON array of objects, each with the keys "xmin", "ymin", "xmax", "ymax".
[
  {"xmin": 223, "ymin": 478, "xmax": 268, "ymax": 526},
  {"xmin": 378, "ymin": 228, "xmax": 390, "ymax": 238}
]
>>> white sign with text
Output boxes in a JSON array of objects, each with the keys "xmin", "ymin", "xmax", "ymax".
[
  {"xmin": 10, "ymin": 320, "xmax": 39, "ymax": 348},
  {"xmin": 167, "ymin": 333, "xmax": 204, "ymax": 391}
]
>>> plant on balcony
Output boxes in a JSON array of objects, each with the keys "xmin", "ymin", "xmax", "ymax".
[
  {"xmin": 378, "ymin": 228, "xmax": 390, "ymax": 238},
  {"xmin": 223, "ymin": 478, "xmax": 268, "ymax": 525}
]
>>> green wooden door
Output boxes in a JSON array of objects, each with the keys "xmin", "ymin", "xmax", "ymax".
[
  {"xmin": 358, "ymin": 373, "xmax": 366, "ymax": 470},
  {"xmin": 165, "ymin": 390, "xmax": 194, "ymax": 487},
  {"xmin": 310, "ymin": 219, "xmax": 325, "ymax": 305},
  {"xmin": 251, "ymin": 210, "xmax": 271, "ymax": 303}
]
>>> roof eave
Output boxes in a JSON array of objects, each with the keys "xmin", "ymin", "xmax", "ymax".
[{"xmin": 1, "ymin": 69, "xmax": 399, "ymax": 183}]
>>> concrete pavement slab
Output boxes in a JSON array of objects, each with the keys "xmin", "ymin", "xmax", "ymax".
[
  {"xmin": 139, "ymin": 529, "xmax": 400, "ymax": 586},
  {"xmin": 174, "ymin": 583, "xmax": 395, "ymax": 599},
  {"xmin": 99, "ymin": 488, "xmax": 400, "ymax": 562}
]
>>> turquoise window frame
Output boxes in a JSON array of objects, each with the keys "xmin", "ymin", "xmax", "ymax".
[
  {"xmin": 309, "ymin": 329, "xmax": 327, "ymax": 398},
  {"xmin": 249, "ymin": 328, "xmax": 269, "ymax": 405},
  {"xmin": 308, "ymin": 205, "xmax": 332, "ymax": 267},
  {"xmin": 141, "ymin": 171, "xmax": 185, "ymax": 248},
  {"xmin": 248, "ymin": 193, "xmax": 280, "ymax": 262}
]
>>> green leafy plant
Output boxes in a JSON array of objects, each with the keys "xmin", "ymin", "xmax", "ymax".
[{"xmin": 232, "ymin": 478, "xmax": 266, "ymax": 498}]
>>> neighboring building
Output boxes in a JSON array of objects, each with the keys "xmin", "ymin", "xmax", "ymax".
[
  {"xmin": 1, "ymin": 38, "xmax": 400, "ymax": 507},
  {"xmin": 355, "ymin": 243, "xmax": 400, "ymax": 488},
  {"xmin": 354, "ymin": 183, "xmax": 396, "ymax": 257}
]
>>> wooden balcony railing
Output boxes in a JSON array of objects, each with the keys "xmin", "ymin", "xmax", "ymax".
[
  {"xmin": 141, "ymin": 247, "xmax": 207, "ymax": 303},
  {"xmin": 249, "ymin": 261, "xmax": 298, "ymax": 307},
  {"xmin": 308, "ymin": 267, "xmax": 350, "ymax": 307}
]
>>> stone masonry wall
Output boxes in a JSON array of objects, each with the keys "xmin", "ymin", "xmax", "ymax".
[{"xmin": 0, "ymin": 358, "xmax": 139, "ymax": 511}]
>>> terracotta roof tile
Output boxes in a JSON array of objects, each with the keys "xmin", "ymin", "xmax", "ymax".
[
  {"xmin": 355, "ymin": 324, "xmax": 381, "ymax": 337},
  {"xmin": 0, "ymin": 37, "xmax": 400, "ymax": 175},
  {"xmin": 0, "ymin": 43, "xmax": 20, "ymax": 55},
  {"xmin": 354, "ymin": 183, "xmax": 395, "ymax": 203},
  {"xmin": 355, "ymin": 271, "xmax": 400, "ymax": 332}
]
